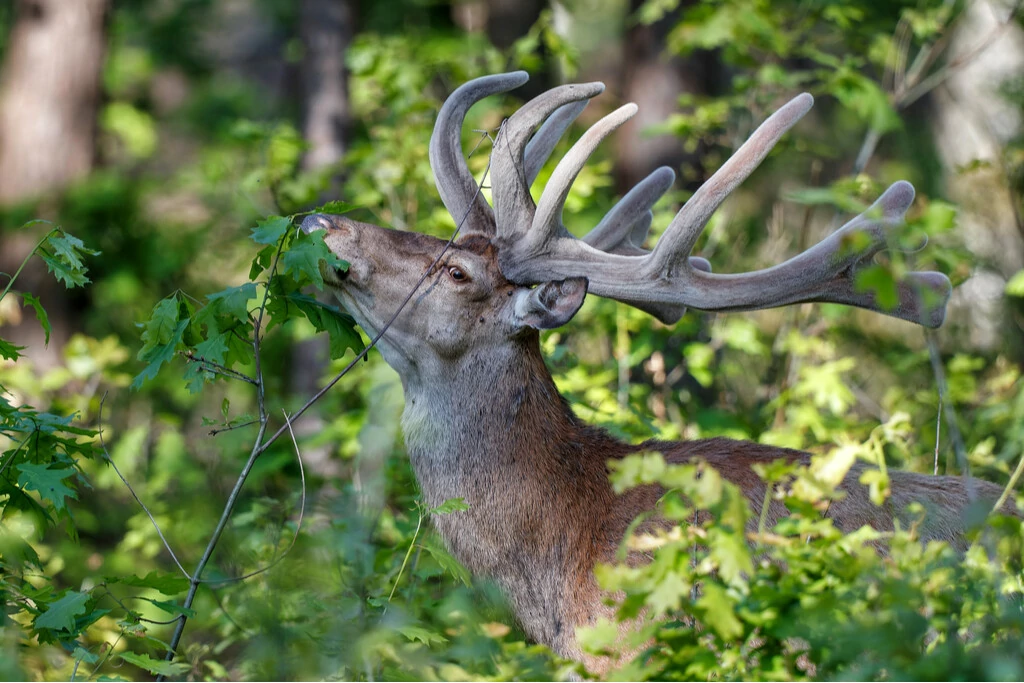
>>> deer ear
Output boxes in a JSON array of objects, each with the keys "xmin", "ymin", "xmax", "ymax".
[{"xmin": 512, "ymin": 277, "xmax": 588, "ymax": 330}]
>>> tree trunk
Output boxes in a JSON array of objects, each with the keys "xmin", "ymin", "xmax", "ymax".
[
  {"xmin": 0, "ymin": 0, "xmax": 109, "ymax": 370},
  {"xmin": 0, "ymin": 0, "xmax": 109, "ymax": 203},
  {"xmin": 300, "ymin": 0, "xmax": 354, "ymax": 180}
]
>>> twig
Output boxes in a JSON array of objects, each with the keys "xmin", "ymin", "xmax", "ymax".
[
  {"xmin": 89, "ymin": 633, "xmax": 125, "ymax": 681},
  {"xmin": 200, "ymin": 409, "xmax": 307, "ymax": 586},
  {"xmin": 385, "ymin": 507, "xmax": 424, "ymax": 612},
  {"xmin": 207, "ymin": 584, "xmax": 254, "ymax": 637},
  {"xmin": 991, "ymin": 447, "xmax": 1024, "ymax": 514},
  {"xmin": 98, "ymin": 394, "xmax": 192, "ymax": 579},
  {"xmin": 208, "ymin": 420, "xmax": 258, "ymax": 437},
  {"xmin": 934, "ymin": 396, "xmax": 943, "ymax": 476},
  {"xmin": 182, "ymin": 352, "xmax": 258, "ymax": 385},
  {"xmin": 895, "ymin": 0, "xmax": 1024, "ymax": 110},
  {"xmin": 0, "ymin": 224, "xmax": 58, "ymax": 305},
  {"xmin": 925, "ymin": 330, "xmax": 977, "ymax": 502},
  {"xmin": 0, "ymin": 431, "xmax": 32, "ymax": 478}
]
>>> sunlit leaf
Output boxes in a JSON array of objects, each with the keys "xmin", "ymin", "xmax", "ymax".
[{"xmin": 34, "ymin": 591, "xmax": 89, "ymax": 632}]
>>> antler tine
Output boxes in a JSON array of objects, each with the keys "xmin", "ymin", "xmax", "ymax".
[
  {"xmin": 491, "ymin": 82, "xmax": 605, "ymax": 231},
  {"xmin": 525, "ymin": 103, "xmax": 639, "ymax": 247},
  {"xmin": 583, "ymin": 166, "xmax": 675, "ymax": 251},
  {"xmin": 524, "ymin": 100, "xmax": 589, "ymax": 187},
  {"xmin": 611, "ymin": 211, "xmax": 652, "ymax": 255},
  {"xmin": 648, "ymin": 93, "xmax": 814, "ymax": 274},
  {"xmin": 429, "ymin": 71, "xmax": 529, "ymax": 236}
]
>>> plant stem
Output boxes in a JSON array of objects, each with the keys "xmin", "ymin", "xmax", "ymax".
[
  {"xmin": 0, "ymin": 227, "xmax": 58, "ymax": 305},
  {"xmin": 386, "ymin": 510, "xmax": 424, "ymax": 608}
]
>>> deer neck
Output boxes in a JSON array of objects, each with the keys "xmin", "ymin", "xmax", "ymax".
[
  {"xmin": 399, "ymin": 333, "xmax": 587, "ymax": 502},
  {"xmin": 398, "ymin": 333, "xmax": 623, "ymax": 653}
]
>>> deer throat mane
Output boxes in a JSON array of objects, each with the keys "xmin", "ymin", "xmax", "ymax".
[{"xmin": 399, "ymin": 334, "xmax": 579, "ymax": 473}]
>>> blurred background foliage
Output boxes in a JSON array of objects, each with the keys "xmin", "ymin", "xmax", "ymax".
[{"xmin": 1, "ymin": 0, "xmax": 1023, "ymax": 679}]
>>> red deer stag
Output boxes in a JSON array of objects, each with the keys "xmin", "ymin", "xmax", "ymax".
[{"xmin": 300, "ymin": 72, "xmax": 1003, "ymax": 668}]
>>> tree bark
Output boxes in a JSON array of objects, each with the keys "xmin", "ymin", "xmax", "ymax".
[
  {"xmin": 300, "ymin": 0, "xmax": 354, "ymax": 180},
  {"xmin": 0, "ymin": 0, "xmax": 110, "ymax": 203}
]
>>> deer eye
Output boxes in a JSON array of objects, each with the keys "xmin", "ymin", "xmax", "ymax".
[{"xmin": 447, "ymin": 266, "xmax": 469, "ymax": 283}]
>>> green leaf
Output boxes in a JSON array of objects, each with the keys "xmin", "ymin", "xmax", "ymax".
[
  {"xmin": 316, "ymin": 200, "xmax": 358, "ymax": 214},
  {"xmin": 421, "ymin": 535, "xmax": 471, "ymax": 587},
  {"xmin": 0, "ymin": 338, "xmax": 24, "ymax": 361},
  {"xmin": 119, "ymin": 652, "xmax": 190, "ymax": 677},
  {"xmin": 696, "ymin": 583, "xmax": 743, "ymax": 640},
  {"xmin": 250, "ymin": 215, "xmax": 291, "ymax": 245},
  {"xmin": 429, "ymin": 498, "xmax": 470, "ymax": 515},
  {"xmin": 646, "ymin": 572, "xmax": 690, "ymax": 615},
  {"xmin": 206, "ymin": 283, "xmax": 257, "ymax": 323},
  {"xmin": 283, "ymin": 293, "xmax": 362, "ymax": 359},
  {"xmin": 17, "ymin": 463, "xmax": 78, "ymax": 513},
  {"xmin": 21, "ymin": 293, "xmax": 50, "ymax": 345},
  {"xmin": 140, "ymin": 598, "xmax": 197, "ymax": 618},
  {"xmin": 319, "ymin": 305, "xmax": 363, "ymax": 359},
  {"xmin": 132, "ymin": 318, "xmax": 189, "ymax": 389},
  {"xmin": 34, "ymin": 590, "xmax": 90, "ymax": 632},
  {"xmin": 396, "ymin": 624, "xmax": 448, "ymax": 645},
  {"xmin": 855, "ymin": 264, "xmax": 899, "ymax": 311},
  {"xmin": 45, "ymin": 231, "xmax": 98, "ymax": 270},
  {"xmin": 192, "ymin": 332, "xmax": 228, "ymax": 367},
  {"xmin": 40, "ymin": 253, "xmax": 89, "ymax": 288},
  {"xmin": 106, "ymin": 571, "xmax": 189, "ymax": 595},
  {"xmin": 1006, "ymin": 270, "xmax": 1024, "ymax": 297},
  {"xmin": 281, "ymin": 238, "xmax": 328, "ymax": 288},
  {"xmin": 139, "ymin": 297, "xmax": 182, "ymax": 351}
]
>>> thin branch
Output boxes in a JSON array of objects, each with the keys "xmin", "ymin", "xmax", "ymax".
[
  {"xmin": 182, "ymin": 352, "xmax": 258, "ymax": 385},
  {"xmin": 0, "ymin": 225, "xmax": 58, "ymax": 305},
  {"xmin": 0, "ymin": 431, "xmax": 32, "ymax": 478},
  {"xmin": 896, "ymin": 0, "xmax": 1024, "ymax": 109},
  {"xmin": 207, "ymin": 584, "xmax": 254, "ymax": 637},
  {"xmin": 89, "ymin": 633, "xmax": 125, "ymax": 681},
  {"xmin": 208, "ymin": 420, "xmax": 258, "ymax": 437},
  {"xmin": 97, "ymin": 394, "xmax": 192, "ymax": 579},
  {"xmin": 991, "ymin": 447, "xmax": 1024, "ymax": 514},
  {"xmin": 200, "ymin": 409, "xmax": 307, "ymax": 586},
  {"xmin": 384, "ymin": 507, "xmax": 424, "ymax": 613},
  {"xmin": 925, "ymin": 330, "xmax": 977, "ymax": 502}
]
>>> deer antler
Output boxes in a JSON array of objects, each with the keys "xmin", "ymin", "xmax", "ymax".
[{"xmin": 430, "ymin": 72, "xmax": 952, "ymax": 327}]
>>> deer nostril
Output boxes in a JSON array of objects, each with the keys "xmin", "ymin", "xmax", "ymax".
[{"xmin": 300, "ymin": 214, "xmax": 334, "ymax": 234}]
